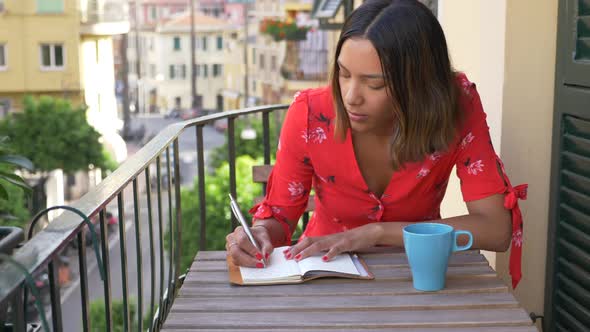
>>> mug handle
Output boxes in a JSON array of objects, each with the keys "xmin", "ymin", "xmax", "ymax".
[{"xmin": 453, "ymin": 230, "xmax": 473, "ymax": 252}]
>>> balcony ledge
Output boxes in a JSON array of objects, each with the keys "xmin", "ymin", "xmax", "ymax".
[{"xmin": 80, "ymin": 21, "xmax": 130, "ymax": 36}]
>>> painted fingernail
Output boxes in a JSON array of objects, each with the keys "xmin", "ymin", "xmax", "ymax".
[
  {"xmin": 255, "ymin": 253, "xmax": 262, "ymax": 260},
  {"xmin": 322, "ymin": 255, "xmax": 329, "ymax": 262},
  {"xmin": 294, "ymin": 254, "xmax": 302, "ymax": 261},
  {"xmin": 256, "ymin": 262, "xmax": 264, "ymax": 268},
  {"xmin": 285, "ymin": 253, "xmax": 292, "ymax": 259},
  {"xmin": 282, "ymin": 248, "xmax": 290, "ymax": 254},
  {"xmin": 265, "ymin": 253, "xmax": 269, "ymax": 260}
]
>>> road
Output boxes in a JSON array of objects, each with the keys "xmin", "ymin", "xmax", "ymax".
[{"xmin": 52, "ymin": 114, "xmax": 225, "ymax": 331}]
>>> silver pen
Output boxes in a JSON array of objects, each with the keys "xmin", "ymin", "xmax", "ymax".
[{"xmin": 228, "ymin": 194, "xmax": 266, "ymax": 267}]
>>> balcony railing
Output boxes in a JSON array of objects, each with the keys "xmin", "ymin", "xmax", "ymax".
[
  {"xmin": 79, "ymin": 0, "xmax": 130, "ymax": 35},
  {"xmin": 281, "ymin": 40, "xmax": 329, "ymax": 82},
  {"xmin": 0, "ymin": 104, "xmax": 287, "ymax": 331}
]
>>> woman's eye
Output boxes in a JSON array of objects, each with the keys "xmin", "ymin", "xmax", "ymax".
[
  {"xmin": 369, "ymin": 85, "xmax": 385, "ymax": 90},
  {"xmin": 339, "ymin": 72, "xmax": 350, "ymax": 78}
]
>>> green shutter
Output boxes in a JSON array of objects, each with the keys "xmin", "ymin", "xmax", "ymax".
[
  {"xmin": 546, "ymin": 1, "xmax": 590, "ymax": 331},
  {"xmin": 36, "ymin": 0, "xmax": 64, "ymax": 13}
]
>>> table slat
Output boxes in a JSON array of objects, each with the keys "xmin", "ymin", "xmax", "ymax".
[{"xmin": 163, "ymin": 309, "xmax": 532, "ymax": 329}]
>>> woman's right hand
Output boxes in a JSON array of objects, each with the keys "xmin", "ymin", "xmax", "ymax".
[{"xmin": 225, "ymin": 225, "xmax": 273, "ymax": 268}]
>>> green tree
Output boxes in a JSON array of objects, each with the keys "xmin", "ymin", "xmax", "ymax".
[
  {"xmin": 208, "ymin": 115, "xmax": 281, "ymax": 171},
  {"xmin": 89, "ymin": 298, "xmax": 136, "ymax": 332},
  {"xmin": 173, "ymin": 155, "xmax": 264, "ymax": 273},
  {"xmin": 0, "ymin": 96, "xmax": 110, "ymax": 212},
  {"xmin": 0, "ymin": 136, "xmax": 33, "ymax": 227}
]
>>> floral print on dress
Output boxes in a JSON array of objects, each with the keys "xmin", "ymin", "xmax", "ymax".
[
  {"xmin": 512, "ymin": 229, "xmax": 523, "ymax": 247},
  {"xmin": 416, "ymin": 167, "xmax": 430, "ymax": 179},
  {"xmin": 292, "ymin": 91, "xmax": 301, "ymax": 102},
  {"xmin": 461, "ymin": 78, "xmax": 472, "ymax": 96},
  {"xmin": 288, "ymin": 181, "xmax": 305, "ymax": 199},
  {"xmin": 308, "ymin": 127, "xmax": 327, "ymax": 144},
  {"xmin": 313, "ymin": 113, "xmax": 332, "ymax": 131},
  {"xmin": 460, "ymin": 132, "xmax": 475, "ymax": 149},
  {"xmin": 465, "ymin": 158, "xmax": 484, "ymax": 175},
  {"xmin": 429, "ymin": 152, "xmax": 442, "ymax": 163}
]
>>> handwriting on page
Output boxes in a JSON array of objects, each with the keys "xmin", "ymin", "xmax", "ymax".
[{"xmin": 239, "ymin": 247, "xmax": 300, "ymax": 281}]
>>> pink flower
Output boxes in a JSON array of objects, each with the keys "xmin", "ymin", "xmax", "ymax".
[
  {"xmin": 462, "ymin": 79, "xmax": 472, "ymax": 95},
  {"xmin": 301, "ymin": 130, "xmax": 309, "ymax": 143},
  {"xmin": 309, "ymin": 127, "xmax": 327, "ymax": 144},
  {"xmin": 467, "ymin": 159, "xmax": 484, "ymax": 175},
  {"xmin": 293, "ymin": 91, "xmax": 301, "ymax": 101},
  {"xmin": 512, "ymin": 230, "xmax": 523, "ymax": 248},
  {"xmin": 429, "ymin": 152, "xmax": 442, "ymax": 163},
  {"xmin": 461, "ymin": 132, "xmax": 475, "ymax": 149},
  {"xmin": 288, "ymin": 181, "xmax": 305, "ymax": 198},
  {"xmin": 416, "ymin": 167, "xmax": 430, "ymax": 178}
]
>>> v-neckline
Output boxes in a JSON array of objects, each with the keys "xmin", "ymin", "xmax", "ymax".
[{"xmin": 346, "ymin": 129, "xmax": 395, "ymax": 199}]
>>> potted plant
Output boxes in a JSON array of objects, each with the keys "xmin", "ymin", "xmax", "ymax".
[
  {"xmin": 0, "ymin": 136, "xmax": 33, "ymax": 254},
  {"xmin": 259, "ymin": 18, "xmax": 311, "ymax": 42}
]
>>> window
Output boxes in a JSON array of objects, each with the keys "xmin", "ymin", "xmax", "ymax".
[
  {"xmin": 0, "ymin": 44, "xmax": 6, "ymax": 69},
  {"xmin": 150, "ymin": 6, "xmax": 157, "ymax": 20},
  {"xmin": 0, "ymin": 99, "xmax": 11, "ymax": 118},
  {"xmin": 0, "ymin": 1, "xmax": 4, "ymax": 12},
  {"xmin": 36, "ymin": 0, "xmax": 63, "ymax": 13},
  {"xmin": 203, "ymin": 64, "xmax": 208, "ymax": 77},
  {"xmin": 259, "ymin": 54, "xmax": 265, "ymax": 70},
  {"xmin": 201, "ymin": 36, "xmax": 207, "ymax": 51},
  {"xmin": 40, "ymin": 44, "xmax": 64, "ymax": 69},
  {"xmin": 169, "ymin": 64, "xmax": 175, "ymax": 79},
  {"xmin": 252, "ymin": 48, "xmax": 256, "ymax": 64},
  {"xmin": 252, "ymin": 80, "xmax": 256, "ymax": 92},
  {"xmin": 271, "ymin": 55, "xmax": 277, "ymax": 71},
  {"xmin": 213, "ymin": 64, "xmax": 222, "ymax": 77},
  {"xmin": 173, "ymin": 36, "xmax": 181, "ymax": 51},
  {"xmin": 196, "ymin": 64, "xmax": 200, "ymax": 77},
  {"xmin": 150, "ymin": 64, "xmax": 156, "ymax": 78},
  {"xmin": 180, "ymin": 64, "xmax": 186, "ymax": 79},
  {"xmin": 217, "ymin": 36, "xmax": 223, "ymax": 50}
]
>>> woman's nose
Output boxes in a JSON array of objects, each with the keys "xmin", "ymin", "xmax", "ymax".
[{"xmin": 344, "ymin": 83, "xmax": 363, "ymax": 106}]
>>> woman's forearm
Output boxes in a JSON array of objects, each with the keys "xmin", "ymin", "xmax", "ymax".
[{"xmin": 374, "ymin": 213, "xmax": 512, "ymax": 252}]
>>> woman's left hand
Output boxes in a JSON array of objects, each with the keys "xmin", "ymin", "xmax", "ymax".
[{"xmin": 284, "ymin": 223, "xmax": 382, "ymax": 262}]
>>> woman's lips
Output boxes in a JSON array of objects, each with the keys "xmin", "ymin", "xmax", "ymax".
[{"xmin": 347, "ymin": 111, "xmax": 368, "ymax": 122}]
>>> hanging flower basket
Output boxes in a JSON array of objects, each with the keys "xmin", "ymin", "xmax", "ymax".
[{"xmin": 259, "ymin": 18, "xmax": 311, "ymax": 42}]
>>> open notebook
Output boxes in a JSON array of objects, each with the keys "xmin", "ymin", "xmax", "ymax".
[{"xmin": 227, "ymin": 246, "xmax": 374, "ymax": 285}]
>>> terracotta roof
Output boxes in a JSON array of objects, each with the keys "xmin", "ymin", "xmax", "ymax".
[{"xmin": 162, "ymin": 11, "xmax": 229, "ymax": 28}]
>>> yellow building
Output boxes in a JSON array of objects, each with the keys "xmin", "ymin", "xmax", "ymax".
[{"xmin": 0, "ymin": 0, "xmax": 129, "ymax": 162}]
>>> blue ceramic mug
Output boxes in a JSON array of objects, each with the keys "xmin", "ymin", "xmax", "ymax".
[{"xmin": 403, "ymin": 223, "xmax": 473, "ymax": 291}]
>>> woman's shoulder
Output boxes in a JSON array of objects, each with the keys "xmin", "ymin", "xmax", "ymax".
[
  {"xmin": 289, "ymin": 86, "xmax": 335, "ymax": 118},
  {"xmin": 454, "ymin": 72, "xmax": 486, "ymax": 129}
]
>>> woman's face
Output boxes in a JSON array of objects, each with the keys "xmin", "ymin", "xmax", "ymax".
[{"xmin": 338, "ymin": 38, "xmax": 395, "ymax": 136}]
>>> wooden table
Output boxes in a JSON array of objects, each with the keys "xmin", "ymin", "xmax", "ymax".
[{"xmin": 162, "ymin": 250, "xmax": 537, "ymax": 331}]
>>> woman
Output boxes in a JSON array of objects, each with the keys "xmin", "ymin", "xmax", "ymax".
[{"xmin": 226, "ymin": 0, "xmax": 527, "ymax": 288}]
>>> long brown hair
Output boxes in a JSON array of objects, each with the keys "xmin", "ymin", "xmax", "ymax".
[{"xmin": 332, "ymin": 0, "xmax": 460, "ymax": 170}]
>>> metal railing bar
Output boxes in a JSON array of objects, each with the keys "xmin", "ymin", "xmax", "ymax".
[
  {"xmin": 0, "ymin": 104, "xmax": 288, "ymax": 304},
  {"xmin": 196, "ymin": 125, "xmax": 206, "ymax": 251},
  {"xmin": 173, "ymin": 139, "xmax": 182, "ymax": 292},
  {"xmin": 48, "ymin": 260, "xmax": 63, "ymax": 331},
  {"xmin": 77, "ymin": 232, "xmax": 91, "ymax": 332},
  {"xmin": 228, "ymin": 117, "xmax": 237, "ymax": 231},
  {"xmin": 155, "ymin": 156, "xmax": 165, "ymax": 324},
  {"xmin": 132, "ymin": 178, "xmax": 143, "ymax": 332},
  {"xmin": 117, "ymin": 192, "xmax": 130, "ymax": 332},
  {"xmin": 145, "ymin": 167, "xmax": 156, "ymax": 332},
  {"xmin": 13, "ymin": 287, "xmax": 25, "ymax": 332},
  {"xmin": 99, "ymin": 209, "xmax": 113, "ymax": 332},
  {"xmin": 165, "ymin": 147, "xmax": 175, "ymax": 301}
]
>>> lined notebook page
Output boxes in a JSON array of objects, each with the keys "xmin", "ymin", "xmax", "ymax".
[
  {"xmin": 298, "ymin": 252, "xmax": 360, "ymax": 276},
  {"xmin": 239, "ymin": 246, "xmax": 300, "ymax": 282}
]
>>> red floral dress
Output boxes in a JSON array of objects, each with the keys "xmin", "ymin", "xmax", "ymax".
[{"xmin": 250, "ymin": 73, "xmax": 527, "ymax": 288}]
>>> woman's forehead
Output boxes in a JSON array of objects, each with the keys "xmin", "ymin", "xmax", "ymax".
[{"xmin": 338, "ymin": 38, "xmax": 383, "ymax": 76}]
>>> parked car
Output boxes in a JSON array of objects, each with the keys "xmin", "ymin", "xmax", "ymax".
[{"xmin": 164, "ymin": 108, "xmax": 182, "ymax": 119}]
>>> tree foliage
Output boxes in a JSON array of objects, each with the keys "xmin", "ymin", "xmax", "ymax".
[
  {"xmin": 89, "ymin": 298, "xmax": 136, "ymax": 332},
  {"xmin": 0, "ymin": 95, "xmax": 108, "ymax": 174},
  {"xmin": 0, "ymin": 136, "xmax": 33, "ymax": 227},
  {"xmin": 172, "ymin": 155, "xmax": 264, "ymax": 273}
]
